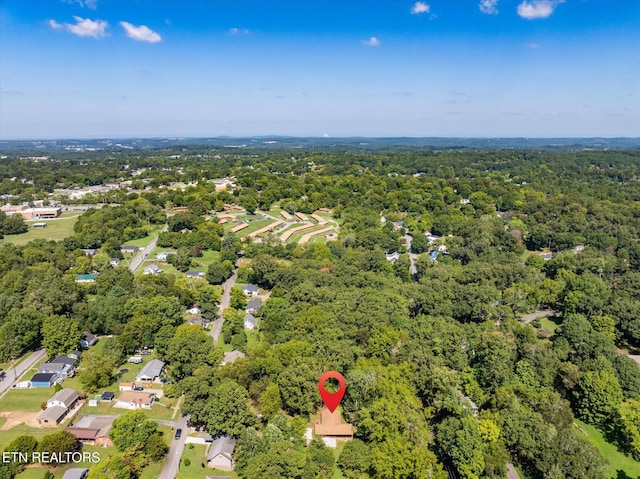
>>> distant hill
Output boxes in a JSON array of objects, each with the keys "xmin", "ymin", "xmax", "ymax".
[{"xmin": 1, "ymin": 136, "xmax": 639, "ymax": 153}]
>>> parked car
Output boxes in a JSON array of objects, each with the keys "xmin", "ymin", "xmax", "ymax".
[
  {"xmin": 174, "ymin": 429, "xmax": 182, "ymax": 440},
  {"xmin": 132, "ymin": 385, "xmax": 144, "ymax": 391}
]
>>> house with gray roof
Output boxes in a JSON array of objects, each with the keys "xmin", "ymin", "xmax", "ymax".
[
  {"xmin": 243, "ymin": 313, "xmax": 258, "ymax": 331},
  {"xmin": 39, "ymin": 362, "xmax": 72, "ymax": 377},
  {"xmin": 136, "ymin": 359, "xmax": 165, "ymax": 382},
  {"xmin": 207, "ymin": 436, "xmax": 236, "ymax": 471},
  {"xmin": 242, "ymin": 284, "xmax": 259, "ymax": 297},
  {"xmin": 222, "ymin": 350, "xmax": 246, "ymax": 366},
  {"xmin": 245, "ymin": 299, "xmax": 262, "ymax": 314}
]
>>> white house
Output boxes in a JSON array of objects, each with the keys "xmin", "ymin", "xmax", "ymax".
[
  {"xmin": 207, "ymin": 436, "xmax": 236, "ymax": 470},
  {"xmin": 242, "ymin": 284, "xmax": 259, "ymax": 297},
  {"xmin": 114, "ymin": 391, "xmax": 156, "ymax": 410},
  {"xmin": 143, "ymin": 264, "xmax": 162, "ymax": 275},
  {"xmin": 243, "ymin": 313, "xmax": 258, "ymax": 330}
]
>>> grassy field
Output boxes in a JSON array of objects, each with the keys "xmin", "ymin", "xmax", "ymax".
[
  {"xmin": 122, "ymin": 227, "xmax": 163, "ymax": 247},
  {"xmin": 0, "ymin": 423, "xmax": 52, "ymax": 450},
  {"xmin": 538, "ymin": 316, "xmax": 561, "ymax": 335},
  {"xmin": 176, "ymin": 443, "xmax": 236, "ymax": 479},
  {"xmin": 574, "ymin": 419, "xmax": 640, "ymax": 478},
  {"xmin": 0, "ymin": 387, "xmax": 53, "ymax": 412},
  {"xmin": 0, "ymin": 213, "xmax": 80, "ymax": 245}
]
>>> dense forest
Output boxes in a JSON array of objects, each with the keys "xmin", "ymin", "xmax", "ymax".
[{"xmin": 1, "ymin": 147, "xmax": 640, "ymax": 478}]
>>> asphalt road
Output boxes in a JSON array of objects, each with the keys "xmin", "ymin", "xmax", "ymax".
[
  {"xmin": 0, "ymin": 349, "xmax": 47, "ymax": 395},
  {"xmin": 157, "ymin": 414, "xmax": 189, "ymax": 479},
  {"xmin": 128, "ymin": 224, "xmax": 168, "ymax": 273},
  {"xmin": 506, "ymin": 462, "xmax": 521, "ymax": 479},
  {"xmin": 403, "ymin": 233, "xmax": 418, "ymax": 279},
  {"xmin": 210, "ymin": 267, "xmax": 238, "ymax": 344}
]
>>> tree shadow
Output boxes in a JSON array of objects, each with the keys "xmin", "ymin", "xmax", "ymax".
[{"xmin": 615, "ymin": 470, "xmax": 633, "ymax": 479}]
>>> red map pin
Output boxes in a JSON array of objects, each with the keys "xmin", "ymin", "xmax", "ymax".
[{"xmin": 318, "ymin": 371, "xmax": 346, "ymax": 413}]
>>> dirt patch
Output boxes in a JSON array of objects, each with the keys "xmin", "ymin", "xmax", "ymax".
[{"xmin": 0, "ymin": 411, "xmax": 41, "ymax": 429}]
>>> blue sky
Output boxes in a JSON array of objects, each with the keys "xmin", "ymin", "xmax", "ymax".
[{"xmin": 0, "ymin": 0, "xmax": 638, "ymax": 138}]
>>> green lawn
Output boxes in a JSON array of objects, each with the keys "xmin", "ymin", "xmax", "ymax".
[
  {"xmin": 193, "ymin": 250, "xmax": 220, "ymax": 267},
  {"xmin": 0, "ymin": 388, "xmax": 53, "ymax": 412},
  {"xmin": 236, "ymin": 219, "xmax": 275, "ymax": 237},
  {"xmin": 122, "ymin": 227, "xmax": 163, "ymax": 247},
  {"xmin": 0, "ymin": 214, "xmax": 79, "ymax": 245},
  {"xmin": 332, "ymin": 441, "xmax": 346, "ymax": 479},
  {"xmin": 16, "ymin": 466, "xmax": 50, "ymax": 479},
  {"xmin": 574, "ymin": 419, "xmax": 640, "ymax": 478},
  {"xmin": 177, "ymin": 443, "xmax": 235, "ymax": 479},
  {"xmin": 538, "ymin": 316, "xmax": 561, "ymax": 336},
  {"xmin": 0, "ymin": 424, "xmax": 52, "ymax": 450}
]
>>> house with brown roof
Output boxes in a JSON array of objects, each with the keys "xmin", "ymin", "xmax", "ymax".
[
  {"xmin": 67, "ymin": 415, "xmax": 115, "ymax": 446},
  {"xmin": 314, "ymin": 408, "xmax": 354, "ymax": 446},
  {"xmin": 114, "ymin": 391, "xmax": 156, "ymax": 410}
]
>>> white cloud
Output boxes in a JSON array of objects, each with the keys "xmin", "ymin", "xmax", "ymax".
[
  {"xmin": 526, "ymin": 42, "xmax": 541, "ymax": 48},
  {"xmin": 228, "ymin": 27, "xmax": 250, "ymax": 35},
  {"xmin": 363, "ymin": 36, "xmax": 381, "ymax": 47},
  {"xmin": 479, "ymin": 0, "xmax": 499, "ymax": 14},
  {"xmin": 120, "ymin": 21, "xmax": 161, "ymax": 43},
  {"xmin": 62, "ymin": 0, "xmax": 98, "ymax": 9},
  {"xmin": 49, "ymin": 16, "xmax": 108, "ymax": 38},
  {"xmin": 517, "ymin": 0, "xmax": 563, "ymax": 19},
  {"xmin": 411, "ymin": 2, "xmax": 430, "ymax": 14}
]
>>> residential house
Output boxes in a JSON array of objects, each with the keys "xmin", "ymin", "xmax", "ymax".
[
  {"xmin": 385, "ymin": 252, "xmax": 400, "ymax": 263},
  {"xmin": 143, "ymin": 264, "xmax": 162, "ymax": 275},
  {"xmin": 38, "ymin": 362, "xmax": 72, "ymax": 377},
  {"xmin": 136, "ymin": 359, "xmax": 165, "ymax": 383},
  {"xmin": 242, "ymin": 284, "xmax": 259, "ymax": 297},
  {"xmin": 50, "ymin": 355, "xmax": 78, "ymax": 368},
  {"xmin": 206, "ymin": 436, "xmax": 237, "ymax": 471},
  {"xmin": 186, "ymin": 305, "xmax": 201, "ymax": 315},
  {"xmin": 81, "ymin": 249, "xmax": 98, "ymax": 256},
  {"xmin": 114, "ymin": 391, "xmax": 156, "ymax": 410},
  {"xmin": 245, "ymin": 299, "xmax": 262, "ymax": 314},
  {"xmin": 36, "ymin": 406, "xmax": 69, "ymax": 426},
  {"xmin": 243, "ymin": 313, "xmax": 258, "ymax": 331},
  {"xmin": 314, "ymin": 408, "xmax": 354, "ymax": 447},
  {"xmin": 185, "ymin": 270, "xmax": 206, "ymax": 279},
  {"xmin": 30, "ymin": 373, "xmax": 59, "ymax": 388},
  {"xmin": 109, "ymin": 258, "xmax": 120, "ymax": 266},
  {"xmin": 156, "ymin": 251, "xmax": 174, "ymax": 261},
  {"xmin": 120, "ymin": 245, "xmax": 139, "ymax": 254},
  {"xmin": 61, "ymin": 469, "xmax": 88, "ymax": 479},
  {"xmin": 68, "ymin": 349, "xmax": 82, "ymax": 360},
  {"xmin": 222, "ymin": 350, "xmax": 246, "ymax": 366},
  {"xmin": 80, "ymin": 332, "xmax": 98, "ymax": 348},
  {"xmin": 67, "ymin": 415, "xmax": 116, "ymax": 446},
  {"xmin": 36, "ymin": 389, "xmax": 80, "ymax": 426}
]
